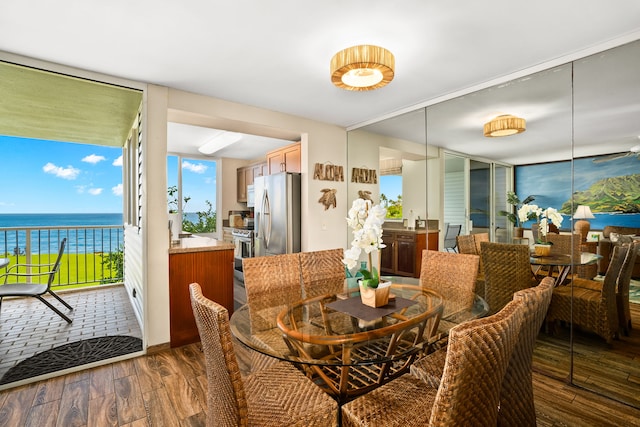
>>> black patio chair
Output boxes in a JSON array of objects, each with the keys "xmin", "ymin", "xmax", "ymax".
[
  {"xmin": 0, "ymin": 238, "xmax": 73, "ymax": 323},
  {"xmin": 443, "ymin": 224, "xmax": 462, "ymax": 253}
]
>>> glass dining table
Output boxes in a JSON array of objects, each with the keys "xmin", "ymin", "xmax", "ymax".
[
  {"xmin": 530, "ymin": 251, "xmax": 601, "ymax": 286},
  {"xmin": 230, "ymin": 276, "xmax": 488, "ymax": 403}
]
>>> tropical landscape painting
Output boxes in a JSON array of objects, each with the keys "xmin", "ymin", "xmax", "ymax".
[{"xmin": 515, "ymin": 153, "xmax": 639, "ymax": 231}]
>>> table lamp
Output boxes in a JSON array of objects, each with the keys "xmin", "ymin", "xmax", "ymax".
[{"xmin": 573, "ymin": 205, "xmax": 595, "ymax": 241}]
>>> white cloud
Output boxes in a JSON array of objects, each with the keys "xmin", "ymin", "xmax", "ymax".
[
  {"xmin": 88, "ymin": 188, "xmax": 103, "ymax": 195},
  {"xmin": 44, "ymin": 162, "xmax": 80, "ymax": 180},
  {"xmin": 112, "ymin": 155, "xmax": 123, "ymax": 167},
  {"xmin": 112, "ymin": 183, "xmax": 123, "ymax": 196},
  {"xmin": 182, "ymin": 160, "xmax": 207, "ymax": 174},
  {"xmin": 82, "ymin": 154, "xmax": 106, "ymax": 164}
]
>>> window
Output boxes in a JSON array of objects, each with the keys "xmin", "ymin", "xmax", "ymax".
[{"xmin": 167, "ymin": 155, "xmax": 217, "ymax": 232}]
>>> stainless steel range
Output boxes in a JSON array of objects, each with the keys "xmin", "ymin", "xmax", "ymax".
[{"xmin": 232, "ymin": 228, "xmax": 254, "ymax": 282}]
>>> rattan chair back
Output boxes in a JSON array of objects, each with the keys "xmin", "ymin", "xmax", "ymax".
[
  {"xmin": 481, "ymin": 242, "xmax": 537, "ymax": 315},
  {"xmin": 547, "ymin": 245, "xmax": 627, "ymax": 343},
  {"xmin": 498, "ymin": 277, "xmax": 555, "ymax": 426},
  {"xmin": 420, "ymin": 250, "xmax": 479, "ymax": 318},
  {"xmin": 546, "ymin": 233, "xmax": 581, "ymax": 259},
  {"xmin": 189, "ymin": 283, "xmax": 248, "ymax": 426},
  {"xmin": 428, "ymin": 299, "xmax": 525, "ymax": 426},
  {"xmin": 300, "ymin": 248, "xmax": 345, "ymax": 299},
  {"xmin": 456, "ymin": 234, "xmax": 477, "ymax": 255},
  {"xmin": 190, "ymin": 283, "xmax": 338, "ymax": 427},
  {"xmin": 242, "ymin": 253, "xmax": 302, "ymax": 332},
  {"xmin": 616, "ymin": 242, "xmax": 639, "ymax": 335}
]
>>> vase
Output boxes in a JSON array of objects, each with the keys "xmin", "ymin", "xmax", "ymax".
[
  {"xmin": 514, "ymin": 227, "xmax": 524, "ymax": 238},
  {"xmin": 534, "ymin": 243, "xmax": 552, "ymax": 256},
  {"xmin": 358, "ymin": 280, "xmax": 392, "ymax": 308}
]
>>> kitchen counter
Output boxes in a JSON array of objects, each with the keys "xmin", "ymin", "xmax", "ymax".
[
  {"xmin": 168, "ymin": 235, "xmax": 235, "ymax": 347},
  {"xmin": 169, "ymin": 235, "xmax": 234, "ymax": 254}
]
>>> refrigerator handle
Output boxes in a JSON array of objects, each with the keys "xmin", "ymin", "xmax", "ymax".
[{"xmin": 262, "ymin": 189, "xmax": 271, "ymax": 248}]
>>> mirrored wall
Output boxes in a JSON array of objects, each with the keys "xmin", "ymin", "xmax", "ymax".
[{"xmin": 348, "ymin": 39, "xmax": 640, "ymax": 407}]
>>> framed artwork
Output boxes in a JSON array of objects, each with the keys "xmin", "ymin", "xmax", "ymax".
[{"xmin": 515, "ymin": 154, "xmax": 639, "ymax": 231}]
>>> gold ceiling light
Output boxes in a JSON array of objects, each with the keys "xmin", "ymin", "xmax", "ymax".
[
  {"xmin": 330, "ymin": 45, "xmax": 395, "ymax": 91},
  {"xmin": 483, "ymin": 114, "xmax": 526, "ymax": 137}
]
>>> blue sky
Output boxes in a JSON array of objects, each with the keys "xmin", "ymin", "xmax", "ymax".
[{"xmin": 0, "ymin": 135, "xmax": 124, "ymax": 213}]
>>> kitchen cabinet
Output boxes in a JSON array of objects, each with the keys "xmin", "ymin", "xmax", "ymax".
[
  {"xmin": 237, "ymin": 167, "xmax": 248, "ymax": 202},
  {"xmin": 237, "ymin": 162, "xmax": 267, "ymax": 202},
  {"xmin": 267, "ymin": 141, "xmax": 301, "ymax": 174},
  {"xmin": 169, "ymin": 242, "xmax": 234, "ymax": 347},
  {"xmin": 380, "ymin": 230, "xmax": 439, "ymax": 278}
]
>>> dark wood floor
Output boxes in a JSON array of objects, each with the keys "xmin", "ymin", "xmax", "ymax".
[
  {"xmin": 534, "ymin": 301, "xmax": 640, "ymax": 410},
  {"xmin": 0, "ymin": 331, "xmax": 639, "ymax": 427}
]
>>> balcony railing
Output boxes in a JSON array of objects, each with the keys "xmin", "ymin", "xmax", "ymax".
[{"xmin": 0, "ymin": 226, "xmax": 124, "ymax": 288}]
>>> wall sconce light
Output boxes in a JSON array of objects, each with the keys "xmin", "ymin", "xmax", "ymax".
[
  {"xmin": 330, "ymin": 45, "xmax": 395, "ymax": 91},
  {"xmin": 483, "ymin": 114, "xmax": 526, "ymax": 137}
]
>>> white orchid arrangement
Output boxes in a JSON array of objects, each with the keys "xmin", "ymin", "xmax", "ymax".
[
  {"xmin": 517, "ymin": 204, "xmax": 564, "ymax": 244},
  {"xmin": 343, "ymin": 198, "xmax": 387, "ymax": 288}
]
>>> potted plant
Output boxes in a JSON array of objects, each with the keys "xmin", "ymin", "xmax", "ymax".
[
  {"xmin": 517, "ymin": 203, "xmax": 563, "ymax": 256},
  {"xmin": 499, "ymin": 191, "xmax": 535, "ymax": 237},
  {"xmin": 167, "ymin": 186, "xmax": 191, "ymax": 242},
  {"xmin": 343, "ymin": 198, "xmax": 391, "ymax": 307}
]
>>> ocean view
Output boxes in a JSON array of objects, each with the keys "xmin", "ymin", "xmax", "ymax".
[{"xmin": 0, "ymin": 213, "xmax": 123, "ymax": 255}]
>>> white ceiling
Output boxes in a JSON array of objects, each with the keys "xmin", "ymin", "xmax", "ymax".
[{"xmin": 1, "ymin": 1, "xmax": 640, "ymax": 162}]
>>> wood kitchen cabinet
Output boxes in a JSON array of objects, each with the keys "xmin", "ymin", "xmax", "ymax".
[
  {"xmin": 237, "ymin": 162, "xmax": 267, "ymax": 202},
  {"xmin": 169, "ymin": 247, "xmax": 234, "ymax": 347},
  {"xmin": 267, "ymin": 141, "xmax": 301, "ymax": 174},
  {"xmin": 380, "ymin": 230, "xmax": 439, "ymax": 278}
]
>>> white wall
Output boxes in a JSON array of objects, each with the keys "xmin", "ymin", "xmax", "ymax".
[{"xmin": 139, "ymin": 88, "xmax": 350, "ymax": 347}]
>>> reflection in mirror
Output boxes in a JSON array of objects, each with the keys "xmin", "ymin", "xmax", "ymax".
[
  {"xmin": 571, "ymin": 39, "xmax": 640, "ymax": 408},
  {"xmin": 349, "ymin": 38, "xmax": 640, "ymax": 409},
  {"xmin": 426, "ymin": 63, "xmax": 575, "ymax": 393},
  {"xmin": 347, "ymin": 109, "xmax": 431, "ymax": 279}
]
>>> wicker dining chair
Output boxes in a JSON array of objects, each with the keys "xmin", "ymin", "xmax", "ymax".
[
  {"xmin": 341, "ymin": 299, "xmax": 525, "ymax": 427},
  {"xmin": 498, "ymin": 276, "xmax": 555, "ymax": 426},
  {"xmin": 547, "ymin": 245, "xmax": 627, "ymax": 344},
  {"xmin": 419, "ymin": 249, "xmax": 479, "ymax": 321},
  {"xmin": 189, "ymin": 283, "xmax": 337, "ymax": 427},
  {"xmin": 411, "ymin": 276, "xmax": 555, "ymax": 409},
  {"xmin": 481, "ymin": 242, "xmax": 538, "ymax": 315},
  {"xmin": 456, "ymin": 233, "xmax": 489, "ymax": 297},
  {"xmin": 533, "ymin": 234, "xmax": 581, "ymax": 281},
  {"xmin": 456, "ymin": 234, "xmax": 477, "ymax": 255},
  {"xmin": 299, "ymin": 248, "xmax": 345, "ymax": 299},
  {"xmin": 242, "ymin": 253, "xmax": 304, "ymax": 370},
  {"xmin": 573, "ymin": 242, "xmax": 638, "ymax": 336}
]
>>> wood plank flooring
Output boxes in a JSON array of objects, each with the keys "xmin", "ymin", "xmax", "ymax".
[{"xmin": 0, "ymin": 335, "xmax": 638, "ymax": 426}]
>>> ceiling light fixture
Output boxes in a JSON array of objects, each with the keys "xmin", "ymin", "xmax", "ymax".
[
  {"xmin": 483, "ymin": 114, "xmax": 526, "ymax": 137},
  {"xmin": 198, "ymin": 131, "xmax": 242, "ymax": 155},
  {"xmin": 330, "ymin": 45, "xmax": 395, "ymax": 91}
]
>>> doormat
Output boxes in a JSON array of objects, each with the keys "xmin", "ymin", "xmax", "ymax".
[{"xmin": 0, "ymin": 335, "xmax": 142, "ymax": 385}]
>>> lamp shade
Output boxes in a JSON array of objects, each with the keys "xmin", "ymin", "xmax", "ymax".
[
  {"xmin": 483, "ymin": 115, "xmax": 526, "ymax": 137},
  {"xmin": 573, "ymin": 205, "xmax": 595, "ymax": 219},
  {"xmin": 330, "ymin": 45, "xmax": 395, "ymax": 91}
]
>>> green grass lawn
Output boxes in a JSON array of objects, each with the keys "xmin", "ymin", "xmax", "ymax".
[{"xmin": 2, "ymin": 252, "xmax": 121, "ymax": 290}]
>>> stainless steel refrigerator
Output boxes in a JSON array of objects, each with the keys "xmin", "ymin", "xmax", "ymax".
[{"xmin": 254, "ymin": 172, "xmax": 301, "ymax": 256}]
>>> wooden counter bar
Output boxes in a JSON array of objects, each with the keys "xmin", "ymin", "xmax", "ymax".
[
  {"xmin": 169, "ymin": 236, "xmax": 235, "ymax": 347},
  {"xmin": 381, "ymin": 226, "xmax": 439, "ymax": 278}
]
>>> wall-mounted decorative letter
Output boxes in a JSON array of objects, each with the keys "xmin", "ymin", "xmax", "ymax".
[
  {"xmin": 313, "ymin": 162, "xmax": 344, "ymax": 181},
  {"xmin": 351, "ymin": 167, "xmax": 378, "ymax": 184},
  {"xmin": 318, "ymin": 188, "xmax": 337, "ymax": 210}
]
